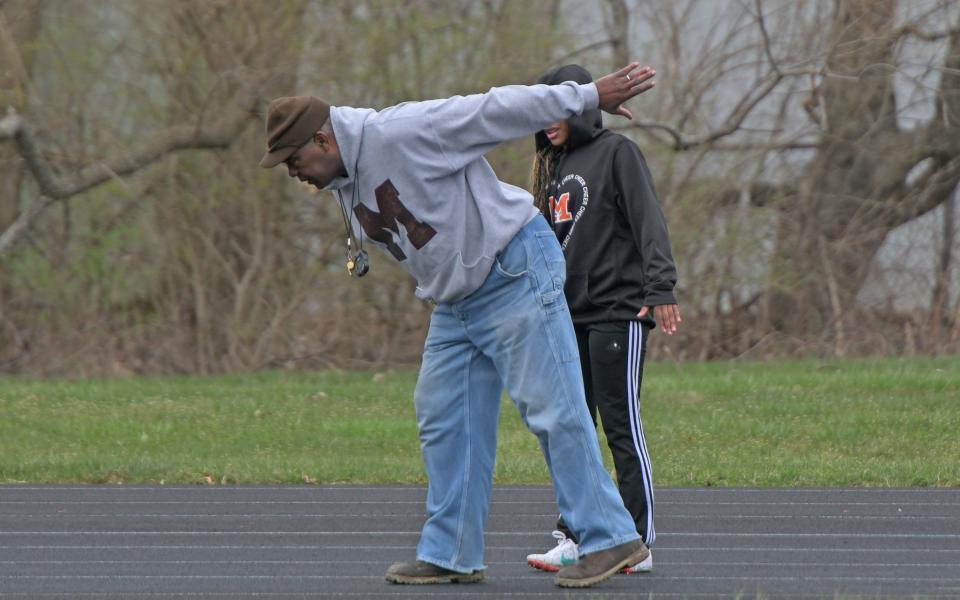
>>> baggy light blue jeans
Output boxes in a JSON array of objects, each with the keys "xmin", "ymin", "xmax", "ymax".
[{"xmin": 413, "ymin": 216, "xmax": 639, "ymax": 572}]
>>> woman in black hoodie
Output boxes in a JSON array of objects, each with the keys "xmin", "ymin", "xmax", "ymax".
[{"xmin": 525, "ymin": 64, "xmax": 681, "ymax": 575}]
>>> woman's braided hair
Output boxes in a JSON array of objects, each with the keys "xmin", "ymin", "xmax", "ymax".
[{"xmin": 529, "ymin": 146, "xmax": 561, "ymax": 215}]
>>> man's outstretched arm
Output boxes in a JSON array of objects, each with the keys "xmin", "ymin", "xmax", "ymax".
[{"xmin": 420, "ymin": 63, "xmax": 655, "ymax": 174}]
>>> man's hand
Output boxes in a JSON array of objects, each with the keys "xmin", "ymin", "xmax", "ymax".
[
  {"xmin": 638, "ymin": 304, "xmax": 681, "ymax": 335},
  {"xmin": 595, "ymin": 62, "xmax": 656, "ymax": 120}
]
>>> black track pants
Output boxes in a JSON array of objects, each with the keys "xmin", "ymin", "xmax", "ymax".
[{"xmin": 557, "ymin": 321, "xmax": 656, "ymax": 546}]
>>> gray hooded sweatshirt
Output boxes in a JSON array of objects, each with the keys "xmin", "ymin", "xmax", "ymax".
[{"xmin": 325, "ymin": 81, "xmax": 599, "ymax": 303}]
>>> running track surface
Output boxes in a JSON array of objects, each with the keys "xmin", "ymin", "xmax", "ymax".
[{"xmin": 1, "ymin": 485, "xmax": 958, "ymax": 599}]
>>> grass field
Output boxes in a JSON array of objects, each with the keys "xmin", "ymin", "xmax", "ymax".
[{"xmin": 1, "ymin": 358, "xmax": 957, "ymax": 486}]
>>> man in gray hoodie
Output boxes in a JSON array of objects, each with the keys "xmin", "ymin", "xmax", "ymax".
[{"xmin": 260, "ymin": 62, "xmax": 656, "ymax": 588}]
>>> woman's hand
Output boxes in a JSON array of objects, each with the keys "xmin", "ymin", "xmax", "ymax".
[{"xmin": 638, "ymin": 304, "xmax": 681, "ymax": 335}]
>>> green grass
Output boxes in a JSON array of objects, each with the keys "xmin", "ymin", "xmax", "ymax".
[{"xmin": 1, "ymin": 358, "xmax": 957, "ymax": 486}]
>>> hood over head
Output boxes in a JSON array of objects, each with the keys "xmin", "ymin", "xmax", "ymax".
[{"xmin": 534, "ymin": 64, "xmax": 603, "ymax": 151}]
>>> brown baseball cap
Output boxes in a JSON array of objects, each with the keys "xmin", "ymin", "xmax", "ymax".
[{"xmin": 259, "ymin": 96, "xmax": 331, "ymax": 168}]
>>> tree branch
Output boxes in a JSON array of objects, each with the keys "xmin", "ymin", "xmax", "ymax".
[
  {"xmin": 933, "ymin": 13, "xmax": 960, "ymax": 132},
  {"xmin": 888, "ymin": 156, "xmax": 960, "ymax": 228},
  {"xmin": 880, "ymin": 11, "xmax": 960, "ymax": 229},
  {"xmin": 0, "ymin": 108, "xmax": 65, "ymax": 196},
  {"xmin": 550, "ymin": 38, "xmax": 621, "ymax": 68},
  {"xmin": 603, "ymin": 0, "xmax": 630, "ymax": 69},
  {"xmin": 5, "ymin": 95, "xmax": 259, "ymax": 199},
  {"xmin": 618, "ymin": 67, "xmax": 803, "ymax": 150},
  {"xmin": 753, "ymin": 0, "xmax": 780, "ymax": 76},
  {"xmin": 897, "ymin": 24, "xmax": 960, "ymax": 42},
  {"xmin": 610, "ymin": 120, "xmax": 820, "ymax": 151},
  {"xmin": 0, "ymin": 193, "xmax": 55, "ymax": 255},
  {"xmin": 0, "ymin": 85, "xmax": 262, "ymax": 256}
]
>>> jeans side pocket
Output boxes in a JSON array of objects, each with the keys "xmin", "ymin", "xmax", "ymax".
[{"xmin": 494, "ymin": 232, "xmax": 529, "ymax": 279}]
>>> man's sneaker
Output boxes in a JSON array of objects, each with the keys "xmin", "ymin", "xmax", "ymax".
[
  {"xmin": 621, "ymin": 550, "xmax": 653, "ymax": 573},
  {"xmin": 554, "ymin": 539, "xmax": 649, "ymax": 588},
  {"xmin": 526, "ymin": 530, "xmax": 578, "ymax": 572},
  {"xmin": 385, "ymin": 560, "xmax": 484, "ymax": 584}
]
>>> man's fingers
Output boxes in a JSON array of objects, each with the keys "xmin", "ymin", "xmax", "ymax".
[
  {"xmin": 637, "ymin": 306, "xmax": 649, "ymax": 318},
  {"xmin": 630, "ymin": 80, "xmax": 656, "ymax": 96},
  {"xmin": 628, "ymin": 66, "xmax": 655, "ymax": 85},
  {"xmin": 620, "ymin": 70, "xmax": 655, "ymax": 110},
  {"xmin": 596, "ymin": 63, "xmax": 657, "ymax": 118},
  {"xmin": 613, "ymin": 61, "xmax": 641, "ymax": 79}
]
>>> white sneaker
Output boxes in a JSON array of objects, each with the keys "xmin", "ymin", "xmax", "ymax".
[
  {"xmin": 526, "ymin": 530, "xmax": 578, "ymax": 572},
  {"xmin": 621, "ymin": 550, "xmax": 653, "ymax": 573}
]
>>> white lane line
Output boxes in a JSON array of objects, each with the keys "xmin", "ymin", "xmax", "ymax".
[
  {"xmin": 0, "ymin": 501, "xmax": 442, "ymax": 505},
  {"xmin": 2, "ymin": 531, "xmax": 960, "ymax": 538},
  {"xmin": 2, "ymin": 513, "xmax": 955, "ymax": 520},
  {"xmin": 3, "ymin": 486, "xmax": 957, "ymax": 494},
  {"xmin": 1, "ymin": 560, "xmax": 958, "ymax": 568},
  {"xmin": 8, "ymin": 560, "xmax": 362, "ymax": 564},
  {"xmin": 0, "ymin": 595, "xmax": 942, "ymax": 599},
  {"xmin": 0, "ymin": 501, "xmax": 435, "ymax": 505},
  {"xmin": 2, "ymin": 500, "xmax": 958, "ymax": 506},
  {"xmin": 0, "ymin": 531, "xmax": 417, "ymax": 536},
  {"xmin": 658, "ymin": 501, "xmax": 960, "ymax": 506},
  {"xmin": 0, "ymin": 596, "xmax": 949, "ymax": 600},
  {"xmin": 0, "ymin": 545, "xmax": 424, "ymax": 550},
  {"xmin": 1, "ymin": 574, "xmax": 959, "ymax": 582},
  {"xmin": 3, "ymin": 544, "xmax": 960, "ymax": 552},
  {"xmin": 0, "ymin": 486, "xmax": 491, "ymax": 491},
  {"xmin": 0, "ymin": 591, "xmax": 581, "ymax": 597},
  {"xmin": 617, "ymin": 546, "xmax": 960, "ymax": 553},
  {"xmin": 651, "ymin": 488, "xmax": 960, "ymax": 494},
  {"xmin": 0, "ymin": 575, "xmax": 384, "ymax": 579},
  {"xmin": 0, "ymin": 593, "xmax": 655, "ymax": 597},
  {"xmin": 663, "ymin": 514, "xmax": 960, "ymax": 520},
  {"xmin": 0, "ymin": 511, "xmax": 539, "ymax": 517}
]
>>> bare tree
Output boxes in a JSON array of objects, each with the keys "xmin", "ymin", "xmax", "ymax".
[
  {"xmin": 601, "ymin": 0, "xmax": 960, "ymax": 357},
  {"xmin": 0, "ymin": 0, "xmax": 311, "ymax": 374},
  {"xmin": 0, "ymin": 0, "xmax": 44, "ymax": 233},
  {"xmin": 0, "ymin": 0, "xmax": 570, "ymax": 375}
]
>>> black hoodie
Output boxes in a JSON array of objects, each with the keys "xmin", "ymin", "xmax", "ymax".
[{"xmin": 535, "ymin": 64, "xmax": 677, "ymax": 328}]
